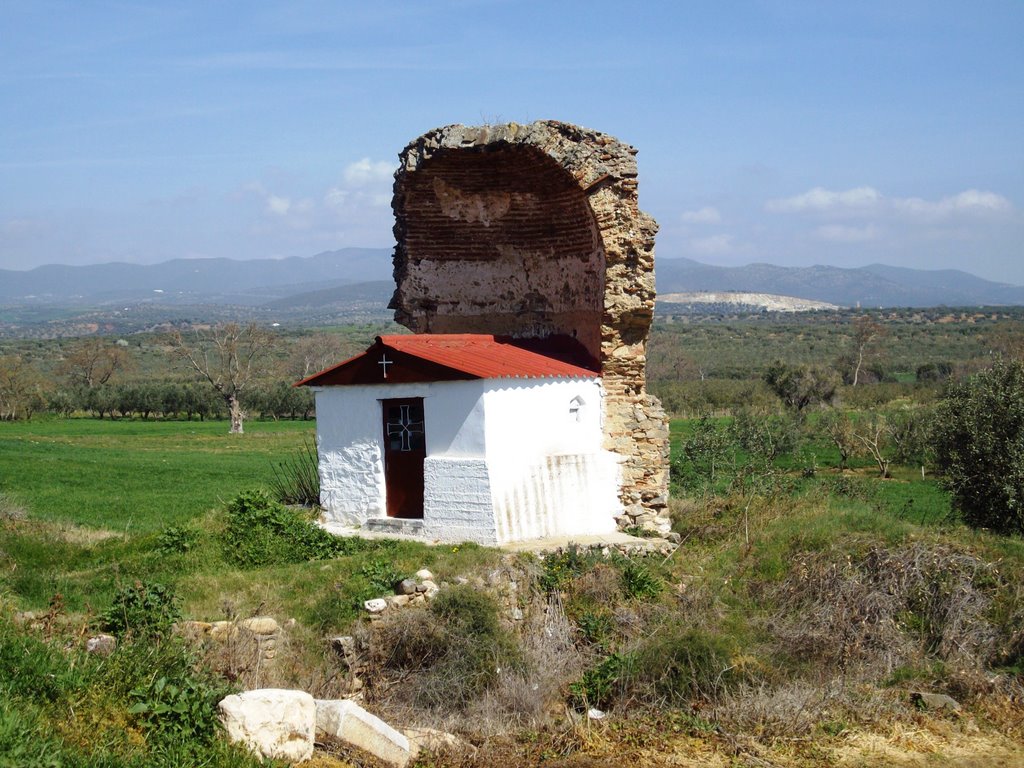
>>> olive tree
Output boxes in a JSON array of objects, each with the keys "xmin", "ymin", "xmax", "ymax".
[
  {"xmin": 763, "ymin": 362, "xmax": 838, "ymax": 415},
  {"xmin": 170, "ymin": 323, "xmax": 278, "ymax": 434},
  {"xmin": 931, "ymin": 360, "xmax": 1024, "ymax": 535}
]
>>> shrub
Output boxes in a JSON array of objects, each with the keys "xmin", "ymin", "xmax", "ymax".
[
  {"xmin": 100, "ymin": 581, "xmax": 181, "ymax": 638},
  {"xmin": 632, "ymin": 626, "xmax": 736, "ymax": 702},
  {"xmin": 367, "ymin": 585, "xmax": 522, "ymax": 712},
  {"xmin": 570, "ymin": 652, "xmax": 629, "ymax": 710},
  {"xmin": 931, "ymin": 360, "xmax": 1024, "ymax": 534},
  {"xmin": 538, "ymin": 545, "xmax": 601, "ymax": 592},
  {"xmin": 155, "ymin": 525, "xmax": 199, "ymax": 555},
  {"xmin": 619, "ymin": 561, "xmax": 663, "ymax": 600},
  {"xmin": 128, "ymin": 672, "xmax": 226, "ymax": 743},
  {"xmin": 222, "ymin": 489, "xmax": 364, "ymax": 568},
  {"xmin": 360, "ymin": 558, "xmax": 404, "ymax": 594}
]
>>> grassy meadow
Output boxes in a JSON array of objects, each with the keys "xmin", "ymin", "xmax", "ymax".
[{"xmin": 1, "ymin": 410, "xmax": 1022, "ymax": 766}]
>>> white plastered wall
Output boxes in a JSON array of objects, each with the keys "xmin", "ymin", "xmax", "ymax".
[
  {"xmin": 312, "ymin": 376, "xmax": 622, "ymax": 545},
  {"xmin": 482, "ymin": 378, "xmax": 621, "ymax": 544}
]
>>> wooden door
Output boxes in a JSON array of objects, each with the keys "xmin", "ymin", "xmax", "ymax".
[{"xmin": 382, "ymin": 398, "xmax": 425, "ymax": 519}]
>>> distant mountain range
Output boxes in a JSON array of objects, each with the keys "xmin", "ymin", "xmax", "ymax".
[
  {"xmin": 2, "ymin": 249, "xmax": 1022, "ymax": 318},
  {"xmin": 0, "ymin": 248, "xmax": 392, "ymax": 306},
  {"xmin": 655, "ymin": 258, "xmax": 1024, "ymax": 308}
]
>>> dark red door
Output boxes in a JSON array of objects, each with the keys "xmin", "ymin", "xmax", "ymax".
[{"xmin": 382, "ymin": 398, "xmax": 425, "ymax": 519}]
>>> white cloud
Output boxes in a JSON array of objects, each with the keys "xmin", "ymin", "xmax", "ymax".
[
  {"xmin": 814, "ymin": 224, "xmax": 880, "ymax": 243},
  {"xmin": 681, "ymin": 206, "xmax": 721, "ymax": 224},
  {"xmin": 767, "ymin": 186, "xmax": 1012, "ymax": 219},
  {"xmin": 766, "ymin": 186, "xmax": 882, "ymax": 213},
  {"xmin": 343, "ymin": 157, "xmax": 394, "ymax": 187},
  {"xmin": 894, "ymin": 189, "xmax": 1012, "ymax": 217},
  {"xmin": 690, "ymin": 234, "xmax": 735, "ymax": 255},
  {"xmin": 265, "ymin": 195, "xmax": 292, "ymax": 216}
]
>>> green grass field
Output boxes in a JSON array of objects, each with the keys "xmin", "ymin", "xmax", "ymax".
[
  {"xmin": 0, "ymin": 418, "xmax": 314, "ymax": 532},
  {"xmin": 0, "ymin": 417, "xmax": 500, "ymax": 623}
]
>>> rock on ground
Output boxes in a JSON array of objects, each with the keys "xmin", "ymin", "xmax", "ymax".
[
  {"xmin": 315, "ymin": 699, "xmax": 411, "ymax": 768},
  {"xmin": 219, "ymin": 688, "xmax": 315, "ymax": 763}
]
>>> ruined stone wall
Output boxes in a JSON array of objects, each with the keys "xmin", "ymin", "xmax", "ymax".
[{"xmin": 391, "ymin": 121, "xmax": 669, "ymax": 532}]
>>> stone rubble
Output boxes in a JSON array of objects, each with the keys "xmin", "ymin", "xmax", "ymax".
[
  {"xmin": 315, "ymin": 698, "xmax": 412, "ymax": 767},
  {"xmin": 217, "ymin": 688, "xmax": 470, "ymax": 766},
  {"xmin": 175, "ymin": 615, "xmax": 283, "ymax": 663},
  {"xmin": 218, "ymin": 688, "xmax": 316, "ymax": 763},
  {"xmin": 85, "ymin": 634, "xmax": 117, "ymax": 655}
]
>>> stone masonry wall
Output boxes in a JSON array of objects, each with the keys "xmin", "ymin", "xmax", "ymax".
[{"xmin": 390, "ymin": 121, "xmax": 669, "ymax": 532}]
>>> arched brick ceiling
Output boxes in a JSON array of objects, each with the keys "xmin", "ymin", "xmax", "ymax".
[{"xmin": 394, "ymin": 144, "xmax": 604, "ymax": 357}]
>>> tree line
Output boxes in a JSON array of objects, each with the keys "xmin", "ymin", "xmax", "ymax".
[{"xmin": 0, "ymin": 325, "xmax": 346, "ymax": 426}]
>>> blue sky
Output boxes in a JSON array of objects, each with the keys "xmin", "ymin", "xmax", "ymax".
[{"xmin": 2, "ymin": 1, "xmax": 1022, "ymax": 283}]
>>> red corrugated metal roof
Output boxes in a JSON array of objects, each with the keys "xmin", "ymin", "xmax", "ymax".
[{"xmin": 296, "ymin": 334, "xmax": 599, "ymax": 387}]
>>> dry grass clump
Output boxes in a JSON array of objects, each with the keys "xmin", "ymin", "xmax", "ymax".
[
  {"xmin": 769, "ymin": 542, "xmax": 1004, "ymax": 678},
  {"xmin": 358, "ymin": 585, "xmax": 586, "ymax": 736},
  {"xmin": 0, "ymin": 493, "xmax": 27, "ymax": 521}
]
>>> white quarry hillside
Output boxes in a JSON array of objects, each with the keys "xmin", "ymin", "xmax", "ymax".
[{"xmin": 658, "ymin": 291, "xmax": 840, "ymax": 312}]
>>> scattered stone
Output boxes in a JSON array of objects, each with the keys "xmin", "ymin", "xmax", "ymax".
[
  {"xmin": 364, "ymin": 598, "xmax": 388, "ymax": 614},
  {"xmin": 386, "ymin": 594, "xmax": 412, "ymax": 608},
  {"xmin": 414, "ymin": 583, "xmax": 429, "ymax": 593},
  {"xmin": 420, "ymin": 579, "xmax": 440, "ymax": 600},
  {"xmin": 454, "ymin": 576, "xmax": 469, "ymax": 585},
  {"xmin": 176, "ymin": 620, "xmax": 213, "ymax": 638},
  {"xmin": 415, "ymin": 568, "xmax": 434, "ymax": 581},
  {"xmin": 210, "ymin": 621, "xmax": 238, "ymax": 642},
  {"xmin": 509, "ymin": 607, "xmax": 524, "ymax": 621},
  {"xmin": 218, "ymin": 688, "xmax": 315, "ymax": 763},
  {"xmin": 239, "ymin": 616, "xmax": 280, "ymax": 635},
  {"xmin": 911, "ymin": 692, "xmax": 962, "ymax": 712},
  {"xmin": 331, "ymin": 635, "xmax": 356, "ymax": 658},
  {"xmin": 86, "ymin": 634, "xmax": 116, "ymax": 655},
  {"xmin": 315, "ymin": 699, "xmax": 411, "ymax": 768},
  {"xmin": 397, "ymin": 578, "xmax": 418, "ymax": 595},
  {"xmin": 404, "ymin": 727, "xmax": 474, "ymax": 759},
  {"xmin": 587, "ymin": 707, "xmax": 606, "ymax": 720}
]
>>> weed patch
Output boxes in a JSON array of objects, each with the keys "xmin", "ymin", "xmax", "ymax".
[
  {"xmin": 221, "ymin": 488, "xmax": 365, "ymax": 568},
  {"xmin": 100, "ymin": 581, "xmax": 181, "ymax": 639}
]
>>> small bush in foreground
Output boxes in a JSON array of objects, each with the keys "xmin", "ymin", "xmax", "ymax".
[
  {"xmin": 100, "ymin": 581, "xmax": 181, "ymax": 638},
  {"xmin": 366, "ymin": 585, "xmax": 522, "ymax": 712},
  {"xmin": 155, "ymin": 525, "xmax": 199, "ymax": 555},
  {"xmin": 222, "ymin": 488, "xmax": 365, "ymax": 568},
  {"xmin": 632, "ymin": 626, "xmax": 737, "ymax": 702}
]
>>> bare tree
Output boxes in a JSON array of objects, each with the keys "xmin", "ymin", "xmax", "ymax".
[
  {"xmin": 819, "ymin": 410, "xmax": 859, "ymax": 471},
  {"xmin": 0, "ymin": 355, "xmax": 47, "ymax": 420},
  {"xmin": 287, "ymin": 333, "xmax": 348, "ymax": 380},
  {"xmin": 57, "ymin": 338, "xmax": 130, "ymax": 389},
  {"xmin": 852, "ymin": 412, "xmax": 892, "ymax": 478},
  {"xmin": 170, "ymin": 323, "xmax": 277, "ymax": 434},
  {"xmin": 848, "ymin": 315, "xmax": 888, "ymax": 387}
]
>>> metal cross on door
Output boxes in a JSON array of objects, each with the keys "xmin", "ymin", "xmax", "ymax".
[{"xmin": 382, "ymin": 398, "xmax": 425, "ymax": 519}]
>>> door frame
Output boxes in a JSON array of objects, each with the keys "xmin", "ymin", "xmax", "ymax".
[{"xmin": 381, "ymin": 397, "xmax": 426, "ymax": 519}]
